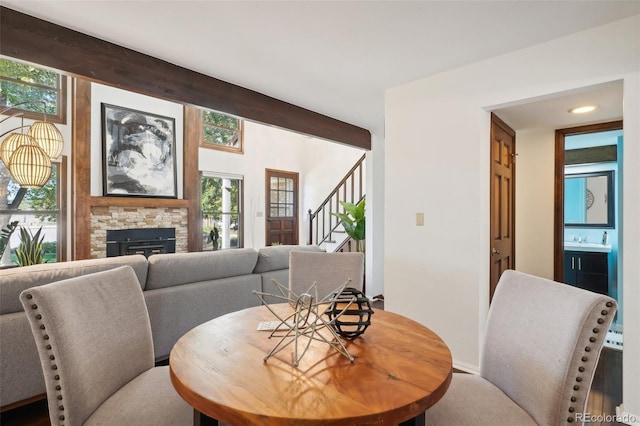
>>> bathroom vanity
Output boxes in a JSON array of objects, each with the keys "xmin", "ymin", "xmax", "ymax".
[{"xmin": 564, "ymin": 242, "xmax": 611, "ymax": 295}]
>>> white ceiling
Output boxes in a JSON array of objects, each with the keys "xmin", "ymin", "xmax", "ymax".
[
  {"xmin": 3, "ymin": 1, "xmax": 639, "ymax": 136},
  {"xmin": 493, "ymin": 80, "xmax": 624, "ymax": 131}
]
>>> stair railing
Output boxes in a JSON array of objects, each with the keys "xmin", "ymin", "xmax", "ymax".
[{"xmin": 308, "ymin": 153, "xmax": 366, "ymax": 248}]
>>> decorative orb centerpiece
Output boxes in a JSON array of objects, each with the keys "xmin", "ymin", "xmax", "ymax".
[{"xmin": 326, "ymin": 287, "xmax": 374, "ymax": 339}]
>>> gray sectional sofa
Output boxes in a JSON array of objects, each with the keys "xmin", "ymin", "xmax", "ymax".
[{"xmin": 0, "ymin": 244, "xmax": 322, "ymax": 409}]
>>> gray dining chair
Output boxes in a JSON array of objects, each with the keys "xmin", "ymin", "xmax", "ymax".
[
  {"xmin": 424, "ymin": 269, "xmax": 617, "ymax": 426},
  {"xmin": 19, "ymin": 266, "xmax": 192, "ymax": 426},
  {"xmin": 288, "ymin": 251, "xmax": 364, "ymax": 300}
]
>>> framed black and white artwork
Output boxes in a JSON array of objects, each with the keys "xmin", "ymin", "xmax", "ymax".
[{"xmin": 102, "ymin": 103, "xmax": 177, "ymax": 198}]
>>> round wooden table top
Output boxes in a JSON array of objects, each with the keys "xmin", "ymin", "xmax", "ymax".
[{"xmin": 170, "ymin": 304, "xmax": 452, "ymax": 426}]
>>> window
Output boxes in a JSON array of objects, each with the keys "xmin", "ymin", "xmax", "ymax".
[
  {"xmin": 0, "ymin": 158, "xmax": 66, "ymax": 263},
  {"xmin": 200, "ymin": 109, "xmax": 243, "ymax": 153},
  {"xmin": 201, "ymin": 174, "xmax": 243, "ymax": 250},
  {"xmin": 0, "ymin": 57, "xmax": 67, "ymax": 124}
]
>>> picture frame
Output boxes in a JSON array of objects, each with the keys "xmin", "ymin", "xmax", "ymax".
[{"xmin": 102, "ymin": 103, "xmax": 177, "ymax": 198}]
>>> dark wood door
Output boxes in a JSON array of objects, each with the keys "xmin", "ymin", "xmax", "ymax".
[
  {"xmin": 265, "ymin": 169, "xmax": 299, "ymax": 246},
  {"xmin": 490, "ymin": 114, "xmax": 516, "ymax": 301}
]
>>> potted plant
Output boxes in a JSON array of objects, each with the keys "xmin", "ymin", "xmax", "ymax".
[
  {"xmin": 16, "ymin": 226, "xmax": 46, "ymax": 266},
  {"xmin": 0, "ymin": 221, "xmax": 19, "ymax": 265},
  {"xmin": 331, "ymin": 197, "xmax": 365, "ymax": 253}
]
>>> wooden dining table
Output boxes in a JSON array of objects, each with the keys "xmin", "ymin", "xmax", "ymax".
[{"xmin": 170, "ymin": 303, "xmax": 452, "ymax": 426}]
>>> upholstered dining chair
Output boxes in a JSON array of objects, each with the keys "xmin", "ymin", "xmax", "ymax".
[
  {"xmin": 19, "ymin": 266, "xmax": 192, "ymax": 426},
  {"xmin": 288, "ymin": 251, "xmax": 364, "ymax": 300},
  {"xmin": 424, "ymin": 270, "xmax": 617, "ymax": 426}
]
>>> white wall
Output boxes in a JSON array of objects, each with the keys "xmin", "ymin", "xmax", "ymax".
[
  {"xmin": 88, "ymin": 84, "xmax": 364, "ymax": 251},
  {"xmin": 198, "ymin": 121, "xmax": 364, "ymax": 249},
  {"xmin": 384, "ymin": 15, "xmax": 640, "ymax": 416},
  {"xmin": 514, "ymin": 128, "xmax": 556, "ymax": 280},
  {"xmin": 90, "ymin": 83, "xmax": 184, "ymax": 198}
]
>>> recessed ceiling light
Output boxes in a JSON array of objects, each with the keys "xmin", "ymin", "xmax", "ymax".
[{"xmin": 568, "ymin": 105, "xmax": 598, "ymax": 114}]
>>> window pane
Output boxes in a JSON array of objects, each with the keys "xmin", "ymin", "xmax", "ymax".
[
  {"xmin": 278, "ymin": 191, "xmax": 287, "ymax": 203},
  {"xmin": 202, "ymin": 110, "xmax": 239, "ymax": 130},
  {"xmin": 286, "ymin": 192, "xmax": 293, "ymax": 204},
  {"xmin": 0, "ymin": 59, "xmax": 57, "ymax": 87},
  {"xmin": 286, "ymin": 178, "xmax": 293, "ymax": 190},
  {"xmin": 203, "ymin": 124, "xmax": 239, "ymax": 147},
  {"xmin": 286, "ymin": 206, "xmax": 293, "ymax": 217},
  {"xmin": 201, "ymin": 175, "xmax": 243, "ymax": 250},
  {"xmin": 0, "ymin": 59, "xmax": 61, "ymax": 117},
  {"xmin": 200, "ymin": 109, "xmax": 242, "ymax": 153},
  {"xmin": 1, "ymin": 162, "xmax": 61, "ymax": 263},
  {"xmin": 0, "ymin": 81, "xmax": 58, "ymax": 115}
]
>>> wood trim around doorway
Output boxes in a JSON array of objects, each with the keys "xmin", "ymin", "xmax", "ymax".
[{"xmin": 553, "ymin": 120, "xmax": 623, "ymax": 282}]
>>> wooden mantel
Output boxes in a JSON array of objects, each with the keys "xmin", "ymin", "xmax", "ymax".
[{"xmin": 90, "ymin": 197, "xmax": 190, "ymax": 209}]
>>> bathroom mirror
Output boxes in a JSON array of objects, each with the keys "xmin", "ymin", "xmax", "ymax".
[{"xmin": 564, "ymin": 171, "xmax": 614, "ymax": 228}]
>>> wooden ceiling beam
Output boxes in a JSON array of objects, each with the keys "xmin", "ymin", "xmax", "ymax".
[{"xmin": 0, "ymin": 6, "xmax": 370, "ymax": 149}]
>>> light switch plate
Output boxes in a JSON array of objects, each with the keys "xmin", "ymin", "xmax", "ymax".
[{"xmin": 416, "ymin": 212, "xmax": 424, "ymax": 226}]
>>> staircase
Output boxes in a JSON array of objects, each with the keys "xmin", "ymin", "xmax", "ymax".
[{"xmin": 307, "ymin": 154, "xmax": 365, "ymax": 252}]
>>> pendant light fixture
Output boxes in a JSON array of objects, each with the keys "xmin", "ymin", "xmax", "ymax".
[{"xmin": 0, "ymin": 102, "xmax": 64, "ymax": 188}]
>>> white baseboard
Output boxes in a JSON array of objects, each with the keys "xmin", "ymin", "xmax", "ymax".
[
  {"xmin": 452, "ymin": 359, "xmax": 479, "ymax": 375},
  {"xmin": 616, "ymin": 405, "xmax": 639, "ymax": 425}
]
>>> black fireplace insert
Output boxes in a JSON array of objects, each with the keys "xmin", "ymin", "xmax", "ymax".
[{"xmin": 106, "ymin": 228, "xmax": 176, "ymax": 258}]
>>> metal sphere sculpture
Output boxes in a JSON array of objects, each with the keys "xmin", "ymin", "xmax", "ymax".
[{"xmin": 326, "ymin": 287, "xmax": 374, "ymax": 339}]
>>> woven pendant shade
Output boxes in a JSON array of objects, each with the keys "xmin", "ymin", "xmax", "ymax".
[
  {"xmin": 28, "ymin": 121, "xmax": 64, "ymax": 159},
  {"xmin": 0, "ymin": 133, "xmax": 35, "ymax": 167},
  {"xmin": 8, "ymin": 141, "xmax": 52, "ymax": 188}
]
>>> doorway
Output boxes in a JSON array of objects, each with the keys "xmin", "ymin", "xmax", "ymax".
[
  {"xmin": 265, "ymin": 169, "xmax": 299, "ymax": 246},
  {"xmin": 554, "ymin": 121, "xmax": 623, "ymax": 342}
]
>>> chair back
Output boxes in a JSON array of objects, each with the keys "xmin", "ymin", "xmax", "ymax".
[
  {"xmin": 20, "ymin": 266, "xmax": 155, "ymax": 426},
  {"xmin": 288, "ymin": 251, "xmax": 364, "ymax": 300},
  {"xmin": 481, "ymin": 270, "xmax": 616, "ymax": 426}
]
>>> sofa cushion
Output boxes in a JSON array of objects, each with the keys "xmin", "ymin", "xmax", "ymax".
[
  {"xmin": 253, "ymin": 245, "xmax": 324, "ymax": 274},
  {"xmin": 0, "ymin": 255, "xmax": 148, "ymax": 315},
  {"xmin": 145, "ymin": 275, "xmax": 262, "ymax": 358},
  {"xmin": 0, "ymin": 311, "xmax": 46, "ymax": 406},
  {"xmin": 145, "ymin": 248, "xmax": 259, "ymax": 290}
]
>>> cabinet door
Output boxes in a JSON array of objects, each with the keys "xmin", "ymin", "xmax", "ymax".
[
  {"xmin": 578, "ymin": 252, "xmax": 608, "ymax": 274},
  {"xmin": 576, "ymin": 271, "xmax": 608, "ymax": 294},
  {"xmin": 564, "ymin": 251, "xmax": 578, "ymax": 285},
  {"xmin": 575, "ymin": 252, "xmax": 609, "ymax": 295}
]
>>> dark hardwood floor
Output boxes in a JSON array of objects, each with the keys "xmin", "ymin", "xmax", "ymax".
[{"xmin": 0, "ymin": 300, "xmax": 623, "ymax": 426}]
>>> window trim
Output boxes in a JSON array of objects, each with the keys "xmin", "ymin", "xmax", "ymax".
[
  {"xmin": 0, "ymin": 59, "xmax": 68, "ymax": 125},
  {"xmin": 199, "ymin": 110, "xmax": 244, "ymax": 154}
]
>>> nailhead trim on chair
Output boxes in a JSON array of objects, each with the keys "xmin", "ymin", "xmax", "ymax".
[
  {"xmin": 566, "ymin": 300, "xmax": 614, "ymax": 424},
  {"xmin": 24, "ymin": 293, "xmax": 65, "ymax": 426}
]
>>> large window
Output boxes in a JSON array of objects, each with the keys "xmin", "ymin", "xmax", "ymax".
[
  {"xmin": 201, "ymin": 174, "xmax": 243, "ymax": 250},
  {"xmin": 0, "ymin": 158, "xmax": 66, "ymax": 263},
  {"xmin": 0, "ymin": 58, "xmax": 67, "ymax": 124},
  {"xmin": 200, "ymin": 109, "xmax": 243, "ymax": 154}
]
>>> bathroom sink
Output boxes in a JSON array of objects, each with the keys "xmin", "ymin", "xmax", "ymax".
[{"xmin": 564, "ymin": 241, "xmax": 612, "ymax": 253}]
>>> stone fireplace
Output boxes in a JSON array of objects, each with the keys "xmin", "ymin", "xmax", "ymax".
[{"xmin": 91, "ymin": 206, "xmax": 188, "ymax": 258}]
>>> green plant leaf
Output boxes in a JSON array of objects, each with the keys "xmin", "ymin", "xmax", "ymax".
[
  {"xmin": 16, "ymin": 226, "xmax": 46, "ymax": 266},
  {"xmin": 330, "ymin": 197, "xmax": 365, "ymax": 242}
]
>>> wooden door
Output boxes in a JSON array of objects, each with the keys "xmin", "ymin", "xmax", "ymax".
[
  {"xmin": 490, "ymin": 114, "xmax": 516, "ymax": 301},
  {"xmin": 265, "ymin": 169, "xmax": 299, "ymax": 246}
]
